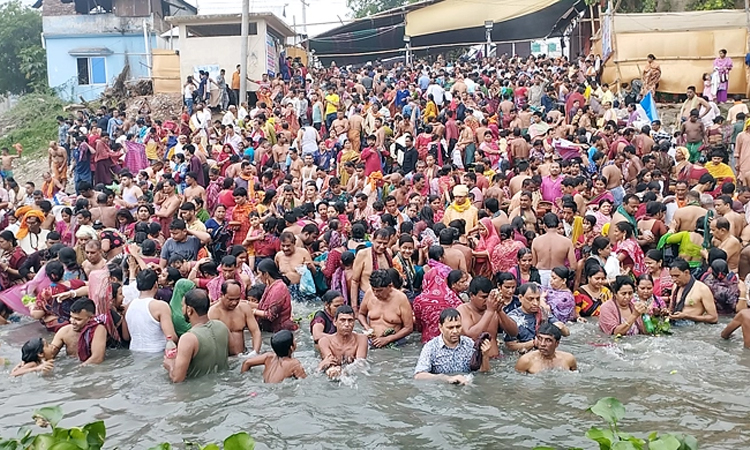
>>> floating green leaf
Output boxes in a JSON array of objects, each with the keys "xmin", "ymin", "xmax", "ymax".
[
  {"xmin": 83, "ymin": 421, "xmax": 106, "ymax": 449},
  {"xmin": 33, "ymin": 406, "xmax": 63, "ymax": 428},
  {"xmin": 47, "ymin": 443, "xmax": 82, "ymax": 450},
  {"xmin": 585, "ymin": 427, "xmax": 615, "ymax": 449},
  {"xmin": 612, "ymin": 442, "xmax": 639, "ymax": 450},
  {"xmin": 146, "ymin": 444, "xmax": 172, "ymax": 450},
  {"xmin": 223, "ymin": 432, "xmax": 255, "ymax": 450},
  {"xmin": 648, "ymin": 435, "xmax": 681, "ymax": 450},
  {"xmin": 589, "ymin": 397, "xmax": 626, "ymax": 425}
]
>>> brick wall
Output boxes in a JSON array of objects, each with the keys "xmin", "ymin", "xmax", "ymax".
[{"xmin": 43, "ymin": 0, "xmax": 76, "ymax": 17}]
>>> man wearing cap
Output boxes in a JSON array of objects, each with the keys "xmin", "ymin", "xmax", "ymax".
[{"xmin": 442, "ymin": 185, "xmax": 478, "ymax": 231}]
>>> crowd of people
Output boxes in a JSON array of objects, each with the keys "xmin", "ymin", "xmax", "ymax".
[{"xmin": 2, "ymin": 49, "xmax": 750, "ymax": 384}]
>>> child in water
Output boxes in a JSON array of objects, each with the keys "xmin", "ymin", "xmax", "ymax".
[
  {"xmin": 10, "ymin": 338, "xmax": 54, "ymax": 377},
  {"xmin": 240, "ymin": 330, "xmax": 307, "ymax": 383}
]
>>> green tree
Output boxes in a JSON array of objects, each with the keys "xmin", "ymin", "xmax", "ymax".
[
  {"xmin": 347, "ymin": 0, "xmax": 416, "ymax": 18},
  {"xmin": 0, "ymin": 1, "xmax": 47, "ymax": 94}
]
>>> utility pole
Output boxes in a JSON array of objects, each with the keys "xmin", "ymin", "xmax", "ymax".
[
  {"xmin": 240, "ymin": 0, "xmax": 249, "ymax": 105},
  {"xmin": 301, "ymin": 0, "xmax": 309, "ymax": 35}
]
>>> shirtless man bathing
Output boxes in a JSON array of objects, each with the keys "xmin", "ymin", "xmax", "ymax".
[
  {"xmin": 351, "ymin": 229, "xmax": 394, "ymax": 310},
  {"xmin": 358, "ymin": 269, "xmax": 414, "ymax": 348},
  {"xmin": 668, "ymin": 258, "xmax": 718, "ymax": 324},
  {"xmin": 318, "ymin": 305, "xmax": 368, "ymax": 379},
  {"xmin": 209, "ymin": 280, "xmax": 262, "ymax": 355},
  {"xmin": 532, "ymin": 213, "xmax": 576, "ymax": 287},
  {"xmin": 515, "ymin": 322, "xmax": 577, "ymax": 374}
]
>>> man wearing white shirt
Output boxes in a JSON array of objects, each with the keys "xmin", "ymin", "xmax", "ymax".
[
  {"xmin": 426, "ymin": 79, "xmax": 444, "ymax": 107},
  {"xmin": 238, "ymin": 102, "xmax": 249, "ymax": 121},
  {"xmin": 223, "ymin": 125, "xmax": 243, "ymax": 153},
  {"xmin": 222, "ymin": 105, "xmax": 237, "ymax": 126}
]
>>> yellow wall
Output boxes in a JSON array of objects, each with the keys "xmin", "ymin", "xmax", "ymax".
[
  {"xmin": 152, "ymin": 49, "xmax": 181, "ymax": 94},
  {"xmin": 597, "ymin": 28, "xmax": 748, "ymax": 95}
]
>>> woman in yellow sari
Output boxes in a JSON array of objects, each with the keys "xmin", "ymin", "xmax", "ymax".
[
  {"xmin": 705, "ymin": 148, "xmax": 736, "ymax": 184},
  {"xmin": 338, "ymin": 139, "xmax": 359, "ymax": 186}
]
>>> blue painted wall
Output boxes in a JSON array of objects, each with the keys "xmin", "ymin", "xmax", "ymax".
[{"xmin": 46, "ymin": 33, "xmax": 157, "ymax": 101}]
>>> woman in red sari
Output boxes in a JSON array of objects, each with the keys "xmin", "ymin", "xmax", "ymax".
[
  {"xmin": 491, "ymin": 224, "xmax": 526, "ymax": 274},
  {"xmin": 0, "ymin": 230, "xmax": 27, "ymax": 289},
  {"xmin": 412, "ymin": 246, "xmax": 463, "ymax": 343},
  {"xmin": 255, "ymin": 259, "xmax": 298, "ymax": 332},
  {"xmin": 472, "ymin": 217, "xmax": 501, "ymax": 279},
  {"xmin": 612, "ymin": 222, "xmax": 645, "ymax": 276},
  {"xmin": 30, "ymin": 261, "xmax": 86, "ymax": 332}
]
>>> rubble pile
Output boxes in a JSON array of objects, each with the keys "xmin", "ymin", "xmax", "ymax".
[{"xmin": 124, "ymin": 93, "xmax": 183, "ymax": 121}]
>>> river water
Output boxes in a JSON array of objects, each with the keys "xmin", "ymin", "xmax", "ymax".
[{"xmin": 1, "ymin": 303, "xmax": 749, "ymax": 449}]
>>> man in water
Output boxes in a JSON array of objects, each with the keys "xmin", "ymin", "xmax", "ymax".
[
  {"xmin": 357, "ymin": 269, "xmax": 413, "ymax": 348},
  {"xmin": 318, "ymin": 305, "xmax": 368, "ymax": 379},
  {"xmin": 457, "ymin": 277, "xmax": 518, "ymax": 358},
  {"xmin": 275, "ymin": 231, "xmax": 317, "ymax": 302},
  {"xmin": 351, "ymin": 229, "xmax": 394, "ymax": 310},
  {"xmin": 208, "ymin": 280, "xmax": 262, "ymax": 355},
  {"xmin": 414, "ymin": 308, "xmax": 492, "ymax": 385},
  {"xmin": 515, "ymin": 322, "xmax": 577, "ymax": 374},
  {"xmin": 45, "ymin": 298, "xmax": 107, "ymax": 365},
  {"xmin": 531, "ymin": 213, "xmax": 576, "ymax": 286},
  {"xmin": 668, "ymin": 258, "xmax": 718, "ymax": 324},
  {"xmin": 164, "ymin": 289, "xmax": 230, "ymax": 383},
  {"xmin": 505, "ymin": 283, "xmax": 570, "ymax": 352}
]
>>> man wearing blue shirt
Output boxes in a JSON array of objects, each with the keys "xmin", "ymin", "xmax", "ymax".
[
  {"xmin": 414, "ymin": 308, "xmax": 491, "ymax": 385},
  {"xmin": 504, "ymin": 283, "xmax": 569, "ymax": 353}
]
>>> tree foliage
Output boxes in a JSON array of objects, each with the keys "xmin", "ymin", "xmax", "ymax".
[
  {"xmin": 346, "ymin": 0, "xmax": 416, "ymax": 19},
  {"xmin": 0, "ymin": 1, "xmax": 47, "ymax": 95}
]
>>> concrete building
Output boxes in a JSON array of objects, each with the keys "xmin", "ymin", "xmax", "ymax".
[
  {"xmin": 39, "ymin": 0, "xmax": 196, "ymax": 101},
  {"xmin": 167, "ymin": 13, "xmax": 295, "ymax": 91}
]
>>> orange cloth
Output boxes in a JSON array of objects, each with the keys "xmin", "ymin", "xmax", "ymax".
[{"xmin": 16, "ymin": 210, "xmax": 45, "ymax": 240}]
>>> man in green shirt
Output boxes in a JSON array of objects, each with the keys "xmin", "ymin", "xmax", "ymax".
[{"xmin": 163, "ymin": 289, "xmax": 230, "ymax": 382}]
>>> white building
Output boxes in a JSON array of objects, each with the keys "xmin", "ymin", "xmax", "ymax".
[{"xmin": 167, "ymin": 13, "xmax": 295, "ymax": 85}]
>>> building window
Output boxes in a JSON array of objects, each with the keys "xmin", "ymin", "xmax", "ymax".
[{"xmin": 77, "ymin": 57, "xmax": 106, "ymax": 85}]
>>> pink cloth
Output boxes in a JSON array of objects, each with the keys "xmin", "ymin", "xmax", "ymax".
[
  {"xmin": 540, "ymin": 175, "xmax": 562, "ymax": 202},
  {"xmin": 124, "ymin": 141, "xmax": 149, "ymax": 174},
  {"xmin": 413, "ymin": 260, "xmax": 463, "ymax": 344},
  {"xmin": 0, "ymin": 268, "xmax": 53, "ymax": 316},
  {"xmin": 598, "ymin": 299, "xmax": 643, "ymax": 336}
]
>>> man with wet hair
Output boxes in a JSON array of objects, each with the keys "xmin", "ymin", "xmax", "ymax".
[
  {"xmin": 457, "ymin": 276, "xmax": 518, "ymax": 358},
  {"xmin": 505, "ymin": 283, "xmax": 569, "ymax": 352},
  {"xmin": 208, "ymin": 279, "xmax": 262, "ymax": 355},
  {"xmin": 318, "ymin": 305, "xmax": 369, "ymax": 378},
  {"xmin": 668, "ymin": 258, "xmax": 717, "ymax": 325},
  {"xmin": 531, "ymin": 213, "xmax": 576, "ymax": 286},
  {"xmin": 515, "ymin": 322, "xmax": 577, "ymax": 374},
  {"xmin": 357, "ymin": 269, "xmax": 413, "ymax": 348},
  {"xmin": 351, "ymin": 228, "xmax": 394, "ymax": 309},
  {"xmin": 45, "ymin": 298, "xmax": 107, "ymax": 365},
  {"xmin": 414, "ymin": 307, "xmax": 492, "ymax": 385},
  {"xmin": 164, "ymin": 289, "xmax": 230, "ymax": 383}
]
